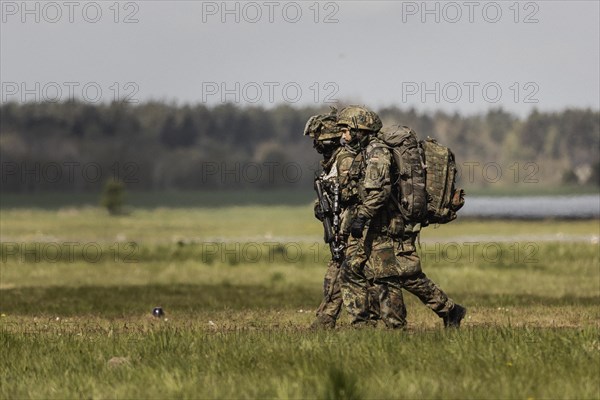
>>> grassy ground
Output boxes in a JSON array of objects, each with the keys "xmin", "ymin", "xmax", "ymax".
[
  {"xmin": 1, "ymin": 205, "xmax": 598, "ymax": 243},
  {"xmin": 1, "ymin": 205, "xmax": 599, "ymax": 399}
]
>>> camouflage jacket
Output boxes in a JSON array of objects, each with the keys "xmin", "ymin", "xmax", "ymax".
[
  {"xmin": 356, "ymin": 137, "xmax": 392, "ymax": 222},
  {"xmin": 335, "ymin": 146, "xmax": 365, "ymax": 235},
  {"xmin": 354, "ymin": 136, "xmax": 421, "ymax": 234},
  {"xmin": 337, "ymin": 148, "xmax": 362, "ymax": 207},
  {"xmin": 313, "ymin": 146, "xmax": 358, "ymax": 233}
]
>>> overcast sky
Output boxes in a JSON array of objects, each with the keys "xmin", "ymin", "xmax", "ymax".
[{"xmin": 1, "ymin": 0, "xmax": 598, "ymax": 116}]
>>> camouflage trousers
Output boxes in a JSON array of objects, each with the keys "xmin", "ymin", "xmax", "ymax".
[
  {"xmin": 315, "ymin": 259, "xmax": 344, "ymax": 326},
  {"xmin": 375, "ymin": 271, "xmax": 454, "ymax": 320},
  {"xmin": 341, "ymin": 235, "xmax": 402, "ymax": 328},
  {"xmin": 342, "ymin": 231, "xmax": 454, "ymax": 328},
  {"xmin": 316, "ymin": 258, "xmax": 381, "ymax": 328}
]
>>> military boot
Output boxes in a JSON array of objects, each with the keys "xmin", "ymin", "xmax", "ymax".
[
  {"xmin": 309, "ymin": 314, "xmax": 336, "ymax": 330},
  {"xmin": 444, "ymin": 304, "xmax": 466, "ymax": 328},
  {"xmin": 350, "ymin": 318, "xmax": 378, "ymax": 329}
]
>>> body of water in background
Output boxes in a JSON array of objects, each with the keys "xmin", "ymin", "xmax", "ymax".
[{"xmin": 462, "ymin": 194, "xmax": 600, "ymax": 219}]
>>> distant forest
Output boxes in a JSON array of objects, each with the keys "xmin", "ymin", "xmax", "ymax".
[{"xmin": 1, "ymin": 101, "xmax": 598, "ymax": 193}]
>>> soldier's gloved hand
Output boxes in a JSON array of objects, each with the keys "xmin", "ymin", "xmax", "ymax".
[{"xmin": 350, "ymin": 215, "xmax": 368, "ymax": 238}]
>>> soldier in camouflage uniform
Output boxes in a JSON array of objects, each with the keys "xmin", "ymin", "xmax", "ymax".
[
  {"xmin": 337, "ymin": 106, "xmax": 466, "ymax": 329},
  {"xmin": 304, "ymin": 109, "xmax": 384, "ymax": 329},
  {"xmin": 304, "ymin": 110, "xmax": 345, "ymax": 329}
]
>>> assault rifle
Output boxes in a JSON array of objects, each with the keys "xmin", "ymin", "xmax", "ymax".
[{"xmin": 314, "ymin": 174, "xmax": 345, "ymax": 261}]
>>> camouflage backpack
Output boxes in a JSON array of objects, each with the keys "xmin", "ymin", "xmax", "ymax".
[
  {"xmin": 378, "ymin": 125, "xmax": 428, "ymax": 222},
  {"xmin": 378, "ymin": 126, "xmax": 465, "ymax": 226},
  {"xmin": 420, "ymin": 137, "xmax": 465, "ymax": 225}
]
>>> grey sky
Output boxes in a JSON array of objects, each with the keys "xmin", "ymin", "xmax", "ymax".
[{"xmin": 1, "ymin": 0, "xmax": 598, "ymax": 116}]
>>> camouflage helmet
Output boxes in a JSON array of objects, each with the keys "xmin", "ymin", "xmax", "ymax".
[
  {"xmin": 303, "ymin": 107, "xmax": 342, "ymax": 141},
  {"xmin": 336, "ymin": 106, "xmax": 382, "ymax": 133}
]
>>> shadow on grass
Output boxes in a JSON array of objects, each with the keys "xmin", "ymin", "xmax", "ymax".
[
  {"xmin": 457, "ymin": 293, "xmax": 600, "ymax": 307},
  {"xmin": 1, "ymin": 284, "xmax": 598, "ymax": 317}
]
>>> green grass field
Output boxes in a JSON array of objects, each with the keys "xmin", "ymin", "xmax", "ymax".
[{"xmin": 1, "ymin": 204, "xmax": 599, "ymax": 399}]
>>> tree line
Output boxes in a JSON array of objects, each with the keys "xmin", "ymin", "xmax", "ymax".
[{"xmin": 0, "ymin": 101, "xmax": 598, "ymax": 193}]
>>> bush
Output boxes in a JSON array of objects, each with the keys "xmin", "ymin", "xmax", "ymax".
[{"xmin": 101, "ymin": 179, "xmax": 125, "ymax": 215}]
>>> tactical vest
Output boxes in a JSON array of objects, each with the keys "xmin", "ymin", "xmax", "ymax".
[{"xmin": 337, "ymin": 149, "xmax": 363, "ymax": 207}]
